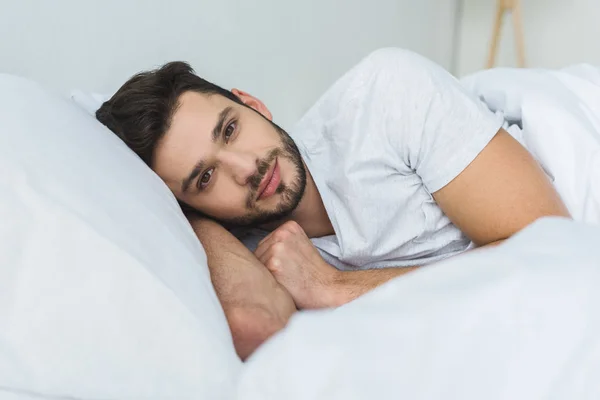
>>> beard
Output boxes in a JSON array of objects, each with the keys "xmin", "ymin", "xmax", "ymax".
[{"xmin": 206, "ymin": 122, "xmax": 307, "ymax": 228}]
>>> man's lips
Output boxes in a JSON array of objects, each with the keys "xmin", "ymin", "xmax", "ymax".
[{"xmin": 257, "ymin": 158, "xmax": 280, "ymax": 200}]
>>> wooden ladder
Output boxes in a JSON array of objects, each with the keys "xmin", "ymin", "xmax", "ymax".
[{"xmin": 487, "ymin": 0, "xmax": 526, "ymax": 68}]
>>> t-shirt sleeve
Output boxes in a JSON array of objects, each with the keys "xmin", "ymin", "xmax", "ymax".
[{"xmin": 363, "ymin": 48, "xmax": 505, "ymax": 193}]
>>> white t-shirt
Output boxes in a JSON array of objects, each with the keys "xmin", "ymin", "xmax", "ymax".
[{"xmin": 242, "ymin": 48, "xmax": 504, "ymax": 269}]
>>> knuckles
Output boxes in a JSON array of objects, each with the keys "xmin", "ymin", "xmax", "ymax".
[
  {"xmin": 271, "ymin": 242, "xmax": 286, "ymax": 255},
  {"xmin": 267, "ymin": 257, "xmax": 282, "ymax": 272},
  {"xmin": 273, "ymin": 230, "xmax": 290, "ymax": 242},
  {"xmin": 273, "ymin": 221, "xmax": 302, "ymax": 241},
  {"xmin": 283, "ymin": 220, "xmax": 302, "ymax": 233}
]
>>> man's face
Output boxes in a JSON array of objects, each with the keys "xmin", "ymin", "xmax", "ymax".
[{"xmin": 153, "ymin": 91, "xmax": 306, "ymax": 227}]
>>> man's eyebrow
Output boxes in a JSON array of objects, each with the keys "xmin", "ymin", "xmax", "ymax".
[
  {"xmin": 181, "ymin": 160, "xmax": 205, "ymax": 194},
  {"xmin": 181, "ymin": 107, "xmax": 233, "ymax": 193},
  {"xmin": 212, "ymin": 106, "xmax": 234, "ymax": 142}
]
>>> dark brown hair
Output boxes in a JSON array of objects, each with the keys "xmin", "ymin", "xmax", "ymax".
[{"xmin": 96, "ymin": 61, "xmax": 243, "ymax": 166}]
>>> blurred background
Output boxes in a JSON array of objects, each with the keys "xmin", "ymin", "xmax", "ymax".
[
  {"xmin": 0, "ymin": 0, "xmax": 597, "ymax": 128},
  {"xmin": 456, "ymin": 0, "xmax": 600, "ymax": 76}
]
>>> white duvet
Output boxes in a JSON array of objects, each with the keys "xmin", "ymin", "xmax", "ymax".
[
  {"xmin": 462, "ymin": 64, "xmax": 600, "ymax": 223},
  {"xmin": 238, "ymin": 218, "xmax": 600, "ymax": 400},
  {"xmin": 235, "ymin": 65, "xmax": 600, "ymax": 399}
]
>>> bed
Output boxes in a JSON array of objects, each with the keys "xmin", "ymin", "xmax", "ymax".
[{"xmin": 1, "ymin": 71, "xmax": 600, "ymax": 399}]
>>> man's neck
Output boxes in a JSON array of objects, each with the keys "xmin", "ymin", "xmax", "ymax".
[{"xmin": 261, "ymin": 164, "xmax": 334, "ymax": 238}]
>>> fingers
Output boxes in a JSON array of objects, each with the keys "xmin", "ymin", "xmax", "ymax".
[
  {"xmin": 254, "ymin": 229, "xmax": 280, "ymax": 261},
  {"xmin": 255, "ymin": 221, "xmax": 302, "ymax": 259},
  {"xmin": 259, "ymin": 221, "xmax": 304, "ymax": 245},
  {"xmin": 254, "ymin": 241, "xmax": 272, "ymax": 266},
  {"xmin": 254, "ymin": 233, "xmax": 276, "ymax": 261},
  {"xmin": 256, "ymin": 242, "xmax": 286, "ymax": 274}
]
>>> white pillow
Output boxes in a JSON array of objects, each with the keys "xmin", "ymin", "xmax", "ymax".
[
  {"xmin": 0, "ymin": 74, "xmax": 241, "ymax": 399},
  {"xmin": 239, "ymin": 218, "xmax": 600, "ymax": 399},
  {"xmin": 69, "ymin": 89, "xmax": 110, "ymax": 116}
]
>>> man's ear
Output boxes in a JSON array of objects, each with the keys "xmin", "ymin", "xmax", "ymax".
[{"xmin": 231, "ymin": 89, "xmax": 273, "ymax": 121}]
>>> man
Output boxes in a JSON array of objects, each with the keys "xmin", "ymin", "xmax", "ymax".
[{"xmin": 97, "ymin": 48, "xmax": 569, "ymax": 359}]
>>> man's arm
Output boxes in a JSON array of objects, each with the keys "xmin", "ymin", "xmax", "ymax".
[
  {"xmin": 253, "ymin": 222, "xmax": 507, "ymax": 309},
  {"xmin": 253, "ymin": 220, "xmax": 418, "ymax": 309},
  {"xmin": 189, "ymin": 217, "xmax": 296, "ymax": 360},
  {"xmin": 326, "ymin": 267, "xmax": 418, "ymax": 307},
  {"xmin": 324, "ymin": 239, "xmax": 506, "ymax": 307},
  {"xmin": 432, "ymin": 128, "xmax": 570, "ymax": 246}
]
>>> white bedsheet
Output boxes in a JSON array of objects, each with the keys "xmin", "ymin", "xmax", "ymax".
[
  {"xmin": 237, "ymin": 218, "xmax": 600, "ymax": 399},
  {"xmin": 461, "ymin": 64, "xmax": 600, "ymax": 223}
]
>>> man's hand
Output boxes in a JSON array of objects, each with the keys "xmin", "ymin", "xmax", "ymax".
[
  {"xmin": 255, "ymin": 220, "xmax": 420, "ymax": 309},
  {"xmin": 254, "ymin": 221, "xmax": 341, "ymax": 309}
]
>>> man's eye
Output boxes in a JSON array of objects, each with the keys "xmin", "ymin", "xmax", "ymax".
[
  {"xmin": 198, "ymin": 168, "xmax": 214, "ymax": 189},
  {"xmin": 224, "ymin": 122, "xmax": 236, "ymax": 142}
]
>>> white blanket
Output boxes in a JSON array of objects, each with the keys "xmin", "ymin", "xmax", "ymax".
[
  {"xmin": 461, "ymin": 65, "xmax": 600, "ymax": 223},
  {"xmin": 236, "ymin": 67, "xmax": 600, "ymax": 399},
  {"xmin": 237, "ymin": 218, "xmax": 600, "ymax": 399}
]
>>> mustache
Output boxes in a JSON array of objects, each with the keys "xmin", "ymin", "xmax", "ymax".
[{"xmin": 247, "ymin": 148, "xmax": 280, "ymax": 195}]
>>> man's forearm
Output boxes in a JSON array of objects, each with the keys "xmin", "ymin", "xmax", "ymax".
[
  {"xmin": 325, "ymin": 240, "xmax": 505, "ymax": 308},
  {"xmin": 251, "ymin": 219, "xmax": 511, "ymax": 311},
  {"xmin": 189, "ymin": 217, "xmax": 296, "ymax": 359},
  {"xmin": 326, "ymin": 266, "xmax": 419, "ymax": 308},
  {"xmin": 191, "ymin": 218, "xmax": 285, "ymax": 305}
]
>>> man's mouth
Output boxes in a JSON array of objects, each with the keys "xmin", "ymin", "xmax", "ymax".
[{"xmin": 257, "ymin": 158, "xmax": 280, "ymax": 200}]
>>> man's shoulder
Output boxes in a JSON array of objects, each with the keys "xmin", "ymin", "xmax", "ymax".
[
  {"xmin": 296, "ymin": 48, "xmax": 436, "ymax": 118},
  {"xmin": 293, "ymin": 48, "xmax": 421, "ymax": 117},
  {"xmin": 350, "ymin": 48, "xmax": 439, "ymax": 81},
  {"xmin": 289, "ymin": 48, "xmax": 443, "ymax": 153},
  {"xmin": 357, "ymin": 47, "xmax": 426, "ymax": 67}
]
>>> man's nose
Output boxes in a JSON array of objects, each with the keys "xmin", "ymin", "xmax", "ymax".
[{"xmin": 218, "ymin": 149, "xmax": 258, "ymax": 186}]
